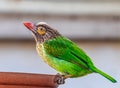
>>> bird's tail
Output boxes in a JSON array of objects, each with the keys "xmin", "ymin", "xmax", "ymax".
[{"xmin": 91, "ymin": 66, "xmax": 117, "ymax": 83}]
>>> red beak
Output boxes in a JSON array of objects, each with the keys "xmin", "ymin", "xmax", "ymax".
[{"xmin": 23, "ymin": 22, "xmax": 34, "ymax": 30}]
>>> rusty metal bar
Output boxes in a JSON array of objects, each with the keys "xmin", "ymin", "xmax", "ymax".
[
  {"xmin": 0, "ymin": 72, "xmax": 63, "ymax": 88},
  {"xmin": 0, "ymin": 85, "xmax": 52, "ymax": 88}
]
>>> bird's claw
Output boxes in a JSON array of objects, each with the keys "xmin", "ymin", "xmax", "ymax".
[
  {"xmin": 57, "ymin": 76, "xmax": 65, "ymax": 84},
  {"xmin": 55, "ymin": 73, "xmax": 65, "ymax": 85}
]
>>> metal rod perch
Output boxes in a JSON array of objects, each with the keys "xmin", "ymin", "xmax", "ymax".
[{"xmin": 0, "ymin": 72, "xmax": 64, "ymax": 88}]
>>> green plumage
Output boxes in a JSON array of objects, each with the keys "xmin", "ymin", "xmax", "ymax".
[
  {"xmin": 24, "ymin": 22, "xmax": 117, "ymax": 83},
  {"xmin": 37, "ymin": 36, "xmax": 116, "ymax": 83}
]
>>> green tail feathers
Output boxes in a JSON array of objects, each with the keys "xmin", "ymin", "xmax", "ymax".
[{"xmin": 91, "ymin": 67, "xmax": 117, "ymax": 83}]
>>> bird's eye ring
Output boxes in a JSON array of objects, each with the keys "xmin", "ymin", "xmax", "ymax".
[{"xmin": 37, "ymin": 27, "xmax": 46, "ymax": 35}]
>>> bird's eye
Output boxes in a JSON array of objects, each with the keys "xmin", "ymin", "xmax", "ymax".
[{"xmin": 37, "ymin": 27, "xmax": 46, "ymax": 35}]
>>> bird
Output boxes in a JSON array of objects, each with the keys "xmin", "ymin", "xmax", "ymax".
[{"xmin": 23, "ymin": 21, "xmax": 117, "ymax": 84}]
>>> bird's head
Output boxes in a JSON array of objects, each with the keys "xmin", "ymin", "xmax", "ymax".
[{"xmin": 23, "ymin": 22, "xmax": 60, "ymax": 43}]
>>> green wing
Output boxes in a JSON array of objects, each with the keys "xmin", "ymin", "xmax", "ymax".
[
  {"xmin": 43, "ymin": 36, "xmax": 94, "ymax": 69},
  {"xmin": 43, "ymin": 36, "xmax": 117, "ymax": 83}
]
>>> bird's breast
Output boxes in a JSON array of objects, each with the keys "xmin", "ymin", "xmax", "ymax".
[
  {"xmin": 36, "ymin": 43, "xmax": 50, "ymax": 64},
  {"xmin": 36, "ymin": 43, "xmax": 43, "ymax": 56}
]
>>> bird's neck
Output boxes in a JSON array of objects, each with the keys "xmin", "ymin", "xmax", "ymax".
[
  {"xmin": 35, "ymin": 28, "xmax": 61, "ymax": 43},
  {"xmin": 37, "ymin": 35, "xmax": 61, "ymax": 44}
]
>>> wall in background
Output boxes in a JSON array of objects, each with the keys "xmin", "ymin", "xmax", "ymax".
[
  {"xmin": 0, "ymin": 0, "xmax": 120, "ymax": 39},
  {"xmin": 0, "ymin": 0, "xmax": 119, "ymax": 88}
]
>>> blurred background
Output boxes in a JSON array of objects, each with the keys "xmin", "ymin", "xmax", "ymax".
[{"xmin": 0, "ymin": 0, "xmax": 119, "ymax": 88}]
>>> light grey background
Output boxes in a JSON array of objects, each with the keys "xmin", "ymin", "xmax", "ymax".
[{"xmin": 0, "ymin": 0, "xmax": 119, "ymax": 88}]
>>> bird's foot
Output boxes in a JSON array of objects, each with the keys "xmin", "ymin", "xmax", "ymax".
[
  {"xmin": 55, "ymin": 73, "xmax": 65, "ymax": 85},
  {"xmin": 55, "ymin": 73, "xmax": 72, "ymax": 85}
]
